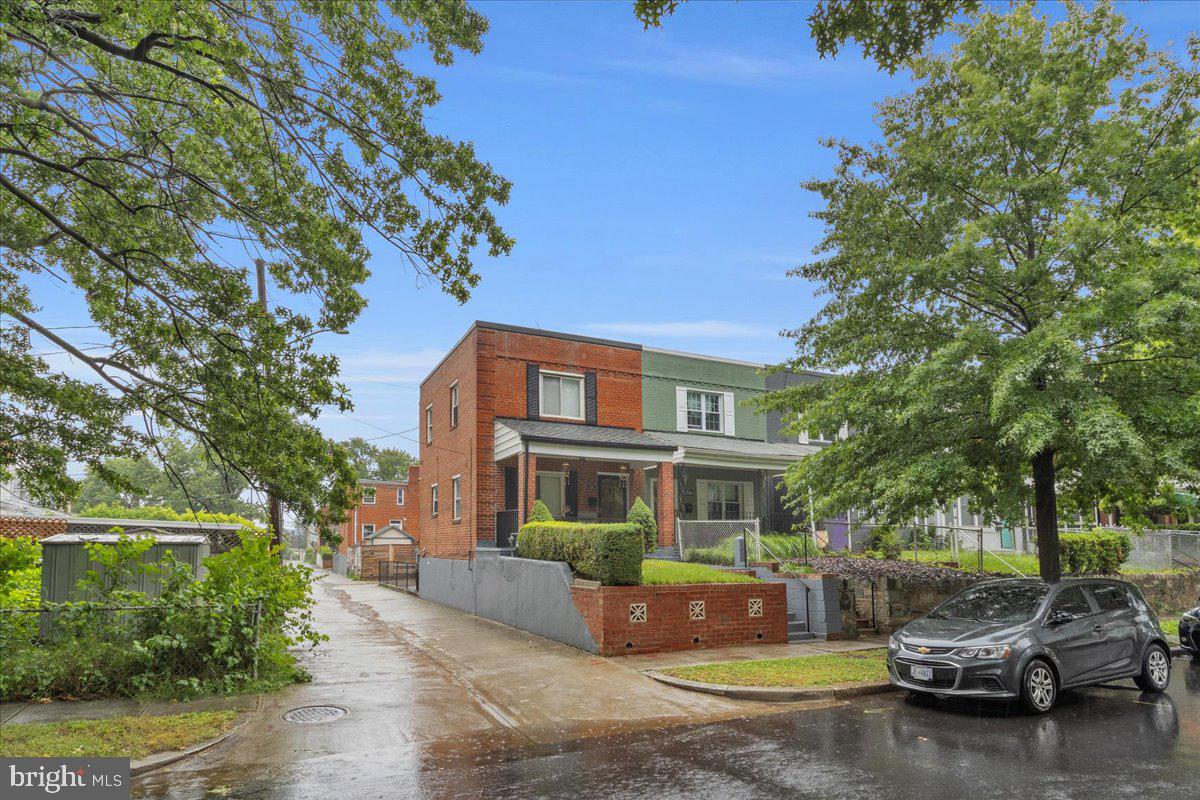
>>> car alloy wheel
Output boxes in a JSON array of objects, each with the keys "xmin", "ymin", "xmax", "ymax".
[
  {"xmin": 1147, "ymin": 649, "xmax": 1170, "ymax": 688},
  {"xmin": 1025, "ymin": 663, "xmax": 1056, "ymax": 713}
]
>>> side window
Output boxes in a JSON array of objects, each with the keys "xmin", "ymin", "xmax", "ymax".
[
  {"xmin": 1090, "ymin": 584, "xmax": 1132, "ymax": 613},
  {"xmin": 361, "ymin": 486, "xmax": 376, "ymax": 505},
  {"xmin": 1049, "ymin": 587, "xmax": 1092, "ymax": 619}
]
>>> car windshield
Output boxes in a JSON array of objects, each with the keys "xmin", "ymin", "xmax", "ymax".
[{"xmin": 927, "ymin": 583, "xmax": 1049, "ymax": 623}]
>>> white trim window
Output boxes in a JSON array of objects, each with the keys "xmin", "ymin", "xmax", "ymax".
[
  {"xmin": 452, "ymin": 475, "xmax": 462, "ymax": 521},
  {"xmin": 430, "ymin": 483, "xmax": 439, "ymax": 517},
  {"xmin": 677, "ymin": 387, "xmax": 735, "ymax": 435},
  {"xmin": 425, "ymin": 404, "xmax": 433, "ymax": 445},
  {"xmin": 390, "ymin": 519, "xmax": 404, "ymax": 528},
  {"xmin": 449, "ymin": 382, "xmax": 459, "ymax": 429},
  {"xmin": 539, "ymin": 371, "xmax": 584, "ymax": 420},
  {"xmin": 696, "ymin": 479, "xmax": 755, "ymax": 521},
  {"xmin": 362, "ymin": 523, "xmax": 375, "ymax": 537},
  {"xmin": 396, "ymin": 487, "xmax": 405, "ymax": 506},
  {"xmin": 361, "ymin": 486, "xmax": 376, "ymax": 505}
]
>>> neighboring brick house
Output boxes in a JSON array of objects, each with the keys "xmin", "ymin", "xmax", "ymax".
[
  {"xmin": 418, "ymin": 322, "xmax": 677, "ymax": 559},
  {"xmin": 335, "ymin": 467, "xmax": 421, "ymax": 554}
]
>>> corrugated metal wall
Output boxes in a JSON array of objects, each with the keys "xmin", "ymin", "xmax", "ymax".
[{"xmin": 40, "ymin": 539, "xmax": 210, "ymax": 603}]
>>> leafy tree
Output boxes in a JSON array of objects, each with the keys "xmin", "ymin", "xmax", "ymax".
[
  {"xmin": 762, "ymin": 3, "xmax": 1200, "ymax": 581},
  {"xmin": 633, "ymin": 0, "xmax": 978, "ymax": 73},
  {"xmin": 75, "ymin": 436, "xmax": 259, "ymax": 517},
  {"xmin": 340, "ymin": 438, "xmax": 413, "ymax": 483},
  {"xmin": 0, "ymin": 1, "xmax": 512, "ymax": 531}
]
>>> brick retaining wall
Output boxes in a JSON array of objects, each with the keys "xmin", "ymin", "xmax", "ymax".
[{"xmin": 570, "ymin": 581, "xmax": 788, "ymax": 655}]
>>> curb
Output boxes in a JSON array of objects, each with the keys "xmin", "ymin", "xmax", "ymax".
[
  {"xmin": 130, "ymin": 696, "xmax": 261, "ymax": 777},
  {"xmin": 647, "ymin": 671, "xmax": 896, "ymax": 702}
]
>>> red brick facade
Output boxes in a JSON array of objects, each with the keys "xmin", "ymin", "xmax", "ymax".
[
  {"xmin": 335, "ymin": 468, "xmax": 420, "ymax": 554},
  {"xmin": 419, "ymin": 323, "xmax": 674, "ymax": 559},
  {"xmin": 570, "ymin": 581, "xmax": 788, "ymax": 655}
]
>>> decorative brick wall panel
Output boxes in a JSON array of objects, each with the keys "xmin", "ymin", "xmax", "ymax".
[
  {"xmin": 0, "ymin": 516, "xmax": 67, "ymax": 540},
  {"xmin": 570, "ymin": 581, "xmax": 787, "ymax": 655}
]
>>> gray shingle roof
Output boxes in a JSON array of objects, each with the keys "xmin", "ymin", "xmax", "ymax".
[{"xmin": 495, "ymin": 418, "xmax": 675, "ymax": 451}]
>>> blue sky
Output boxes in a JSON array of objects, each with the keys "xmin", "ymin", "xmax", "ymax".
[{"xmin": 26, "ymin": 1, "xmax": 1199, "ymax": 459}]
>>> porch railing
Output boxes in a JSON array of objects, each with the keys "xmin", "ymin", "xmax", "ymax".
[{"xmin": 378, "ymin": 560, "xmax": 419, "ymax": 593}]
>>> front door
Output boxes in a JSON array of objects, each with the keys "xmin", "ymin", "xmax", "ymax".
[{"xmin": 598, "ymin": 475, "xmax": 626, "ymax": 521}]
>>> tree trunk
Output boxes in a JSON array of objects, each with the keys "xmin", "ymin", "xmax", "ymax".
[{"xmin": 1031, "ymin": 448, "xmax": 1061, "ymax": 582}]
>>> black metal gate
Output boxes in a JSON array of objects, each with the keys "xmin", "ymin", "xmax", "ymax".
[{"xmin": 378, "ymin": 560, "xmax": 418, "ymax": 593}]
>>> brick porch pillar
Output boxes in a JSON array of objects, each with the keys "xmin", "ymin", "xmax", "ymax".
[
  {"xmin": 518, "ymin": 452, "xmax": 538, "ymax": 522},
  {"xmin": 656, "ymin": 462, "xmax": 675, "ymax": 547}
]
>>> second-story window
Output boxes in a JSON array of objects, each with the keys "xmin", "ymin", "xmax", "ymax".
[
  {"xmin": 362, "ymin": 486, "xmax": 376, "ymax": 505},
  {"xmin": 686, "ymin": 390, "xmax": 723, "ymax": 432},
  {"xmin": 449, "ymin": 382, "xmax": 459, "ymax": 429},
  {"xmin": 430, "ymin": 483, "xmax": 439, "ymax": 517},
  {"xmin": 425, "ymin": 404, "xmax": 433, "ymax": 444},
  {"xmin": 362, "ymin": 523, "xmax": 375, "ymax": 537},
  {"xmin": 396, "ymin": 487, "xmax": 405, "ymax": 505},
  {"xmin": 452, "ymin": 475, "xmax": 462, "ymax": 521},
  {"xmin": 540, "ymin": 371, "xmax": 584, "ymax": 419}
]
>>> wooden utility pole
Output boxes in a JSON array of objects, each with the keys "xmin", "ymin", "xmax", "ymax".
[{"xmin": 255, "ymin": 258, "xmax": 285, "ymax": 550}]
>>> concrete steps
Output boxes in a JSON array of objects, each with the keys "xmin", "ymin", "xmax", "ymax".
[
  {"xmin": 787, "ymin": 611, "xmax": 816, "ymax": 642},
  {"xmin": 648, "ymin": 546, "xmax": 681, "ymax": 562}
]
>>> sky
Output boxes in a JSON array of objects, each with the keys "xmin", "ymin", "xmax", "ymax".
[{"xmin": 24, "ymin": 0, "xmax": 1200, "ymax": 465}]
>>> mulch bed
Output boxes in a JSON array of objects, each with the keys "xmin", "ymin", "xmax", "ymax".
[{"xmin": 786, "ymin": 556, "xmax": 972, "ymax": 582}]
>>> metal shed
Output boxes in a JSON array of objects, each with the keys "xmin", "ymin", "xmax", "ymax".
[{"xmin": 39, "ymin": 533, "xmax": 210, "ymax": 603}]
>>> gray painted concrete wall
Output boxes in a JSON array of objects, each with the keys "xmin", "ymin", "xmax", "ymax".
[
  {"xmin": 419, "ymin": 551, "xmax": 598, "ymax": 652},
  {"xmin": 752, "ymin": 568, "xmax": 843, "ymax": 637}
]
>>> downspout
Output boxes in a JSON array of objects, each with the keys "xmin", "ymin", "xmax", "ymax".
[{"xmin": 523, "ymin": 439, "xmax": 530, "ymax": 524}]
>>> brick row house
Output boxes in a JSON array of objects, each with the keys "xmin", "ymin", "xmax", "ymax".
[
  {"xmin": 333, "ymin": 469, "xmax": 421, "ymax": 576},
  {"xmin": 414, "ymin": 321, "xmax": 832, "ymax": 562}
]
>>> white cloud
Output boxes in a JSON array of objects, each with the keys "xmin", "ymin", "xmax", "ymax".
[
  {"xmin": 598, "ymin": 44, "xmax": 853, "ymax": 89},
  {"xmin": 586, "ymin": 320, "xmax": 777, "ymax": 338},
  {"xmin": 332, "ymin": 347, "xmax": 445, "ymax": 386}
]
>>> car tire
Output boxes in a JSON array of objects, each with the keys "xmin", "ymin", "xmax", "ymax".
[
  {"xmin": 1134, "ymin": 644, "xmax": 1171, "ymax": 693},
  {"xmin": 1020, "ymin": 659, "xmax": 1057, "ymax": 714}
]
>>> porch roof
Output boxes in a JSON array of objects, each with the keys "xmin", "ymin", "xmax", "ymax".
[
  {"xmin": 494, "ymin": 418, "xmax": 675, "ymax": 464},
  {"xmin": 645, "ymin": 431, "xmax": 823, "ymax": 470}
]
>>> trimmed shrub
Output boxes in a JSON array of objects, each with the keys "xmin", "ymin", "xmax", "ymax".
[
  {"xmin": 866, "ymin": 525, "xmax": 901, "ymax": 559},
  {"xmin": 528, "ymin": 499, "xmax": 555, "ymax": 522},
  {"xmin": 515, "ymin": 521, "xmax": 642, "ymax": 585},
  {"xmin": 1060, "ymin": 529, "xmax": 1133, "ymax": 575},
  {"xmin": 627, "ymin": 497, "xmax": 657, "ymax": 554}
]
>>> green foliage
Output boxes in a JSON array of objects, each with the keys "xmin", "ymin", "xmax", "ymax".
[
  {"xmin": 74, "ymin": 436, "xmax": 259, "ymax": 517},
  {"xmin": 528, "ymin": 499, "xmax": 555, "ymax": 523},
  {"xmin": 76, "ymin": 504, "xmax": 263, "ymax": 534},
  {"xmin": 0, "ymin": 531, "xmax": 321, "ymax": 701},
  {"xmin": 626, "ymin": 497, "xmax": 658, "ymax": 553},
  {"xmin": 515, "ymin": 521, "xmax": 643, "ymax": 586},
  {"xmin": 641, "ymin": 560, "xmax": 761, "ymax": 585},
  {"xmin": 634, "ymin": 0, "xmax": 977, "ymax": 73},
  {"xmin": 865, "ymin": 526, "xmax": 902, "ymax": 559},
  {"xmin": 339, "ymin": 438, "xmax": 414, "ymax": 482},
  {"xmin": 0, "ymin": 0, "xmax": 512, "ymax": 531},
  {"xmin": 0, "ymin": 538, "xmax": 41, "ymax": 643},
  {"xmin": 763, "ymin": 3, "xmax": 1200, "ymax": 577},
  {"xmin": 1060, "ymin": 529, "xmax": 1133, "ymax": 575}
]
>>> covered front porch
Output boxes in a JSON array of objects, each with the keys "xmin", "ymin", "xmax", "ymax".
[{"xmin": 493, "ymin": 418, "xmax": 677, "ymax": 547}]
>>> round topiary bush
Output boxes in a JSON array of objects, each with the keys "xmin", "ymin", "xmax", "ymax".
[{"xmin": 626, "ymin": 497, "xmax": 657, "ymax": 553}]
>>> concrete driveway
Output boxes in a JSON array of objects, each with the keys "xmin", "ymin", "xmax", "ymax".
[{"xmin": 136, "ymin": 571, "xmax": 824, "ymax": 797}]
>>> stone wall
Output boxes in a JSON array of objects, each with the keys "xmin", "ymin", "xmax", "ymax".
[
  {"xmin": 570, "ymin": 581, "xmax": 788, "ymax": 656},
  {"xmin": 840, "ymin": 575, "xmax": 978, "ymax": 637},
  {"xmin": 1124, "ymin": 571, "xmax": 1200, "ymax": 613}
]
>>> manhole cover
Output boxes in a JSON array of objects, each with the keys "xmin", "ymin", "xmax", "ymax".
[{"xmin": 281, "ymin": 705, "xmax": 348, "ymax": 724}]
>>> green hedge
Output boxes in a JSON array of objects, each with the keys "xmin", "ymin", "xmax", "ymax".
[
  {"xmin": 515, "ymin": 521, "xmax": 643, "ymax": 585},
  {"xmin": 626, "ymin": 497, "xmax": 657, "ymax": 554},
  {"xmin": 1060, "ymin": 529, "xmax": 1133, "ymax": 575}
]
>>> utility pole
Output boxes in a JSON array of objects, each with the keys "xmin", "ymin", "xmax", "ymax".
[{"xmin": 255, "ymin": 258, "xmax": 285, "ymax": 550}]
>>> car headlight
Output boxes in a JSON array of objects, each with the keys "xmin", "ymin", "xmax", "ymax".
[
  {"xmin": 955, "ymin": 644, "xmax": 1012, "ymax": 659},
  {"xmin": 888, "ymin": 635, "xmax": 901, "ymax": 652}
]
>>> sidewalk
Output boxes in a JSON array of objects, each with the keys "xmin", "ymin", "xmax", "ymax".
[{"xmin": 0, "ymin": 694, "xmax": 254, "ymax": 726}]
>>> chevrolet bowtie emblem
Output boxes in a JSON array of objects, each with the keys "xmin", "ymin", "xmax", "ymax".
[{"xmin": 917, "ymin": 646, "xmax": 931, "ymax": 654}]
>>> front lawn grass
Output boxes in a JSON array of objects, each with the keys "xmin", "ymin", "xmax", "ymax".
[
  {"xmin": 1161, "ymin": 617, "xmax": 1179, "ymax": 638},
  {"xmin": 641, "ymin": 559, "xmax": 761, "ymax": 585},
  {"xmin": 0, "ymin": 710, "xmax": 239, "ymax": 759},
  {"xmin": 662, "ymin": 649, "xmax": 889, "ymax": 688}
]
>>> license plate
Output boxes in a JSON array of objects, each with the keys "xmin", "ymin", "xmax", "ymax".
[{"xmin": 911, "ymin": 665, "xmax": 935, "ymax": 681}]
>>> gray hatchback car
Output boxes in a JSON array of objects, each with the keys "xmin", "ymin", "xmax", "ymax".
[{"xmin": 887, "ymin": 578, "xmax": 1172, "ymax": 713}]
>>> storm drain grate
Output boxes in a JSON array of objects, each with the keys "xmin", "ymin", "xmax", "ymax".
[{"xmin": 282, "ymin": 705, "xmax": 348, "ymax": 724}]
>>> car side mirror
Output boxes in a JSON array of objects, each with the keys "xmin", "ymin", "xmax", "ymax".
[{"xmin": 1048, "ymin": 610, "xmax": 1073, "ymax": 626}]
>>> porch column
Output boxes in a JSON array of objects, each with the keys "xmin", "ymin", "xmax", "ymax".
[
  {"xmin": 655, "ymin": 462, "xmax": 675, "ymax": 547},
  {"xmin": 518, "ymin": 452, "xmax": 538, "ymax": 523}
]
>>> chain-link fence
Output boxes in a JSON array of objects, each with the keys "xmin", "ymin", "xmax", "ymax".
[
  {"xmin": 0, "ymin": 600, "xmax": 262, "ymax": 701},
  {"xmin": 1062, "ymin": 527, "xmax": 1200, "ymax": 571},
  {"xmin": 676, "ymin": 519, "xmax": 761, "ymax": 564}
]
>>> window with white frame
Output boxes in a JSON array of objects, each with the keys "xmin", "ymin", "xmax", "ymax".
[
  {"xmin": 686, "ymin": 390, "xmax": 723, "ymax": 432},
  {"xmin": 361, "ymin": 486, "xmax": 376, "ymax": 505},
  {"xmin": 452, "ymin": 475, "xmax": 462, "ymax": 521},
  {"xmin": 390, "ymin": 519, "xmax": 403, "ymax": 527},
  {"xmin": 425, "ymin": 405, "xmax": 433, "ymax": 444},
  {"xmin": 697, "ymin": 480, "xmax": 753, "ymax": 521},
  {"xmin": 449, "ymin": 382, "xmax": 459, "ymax": 429},
  {"xmin": 362, "ymin": 523, "xmax": 375, "ymax": 537},
  {"xmin": 430, "ymin": 483, "xmax": 439, "ymax": 517},
  {"xmin": 396, "ymin": 487, "xmax": 405, "ymax": 505},
  {"xmin": 539, "ymin": 371, "xmax": 584, "ymax": 419}
]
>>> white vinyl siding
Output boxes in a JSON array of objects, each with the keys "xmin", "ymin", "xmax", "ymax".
[
  {"xmin": 539, "ymin": 372, "xmax": 584, "ymax": 420},
  {"xmin": 695, "ymin": 480, "xmax": 755, "ymax": 521},
  {"xmin": 452, "ymin": 475, "xmax": 462, "ymax": 521}
]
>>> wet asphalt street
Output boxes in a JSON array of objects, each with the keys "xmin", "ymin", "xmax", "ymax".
[{"xmin": 141, "ymin": 656, "xmax": 1199, "ymax": 800}]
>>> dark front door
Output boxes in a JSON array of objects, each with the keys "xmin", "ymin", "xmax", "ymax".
[
  {"xmin": 598, "ymin": 475, "xmax": 626, "ymax": 521},
  {"xmin": 503, "ymin": 467, "xmax": 518, "ymax": 510}
]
